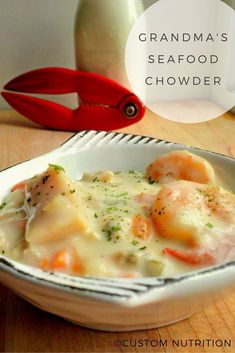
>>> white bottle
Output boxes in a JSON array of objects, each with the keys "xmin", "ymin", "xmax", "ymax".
[{"xmin": 74, "ymin": 0, "xmax": 144, "ymax": 88}]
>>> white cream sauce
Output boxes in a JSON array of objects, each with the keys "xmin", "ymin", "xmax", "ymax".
[
  {"xmin": 0, "ymin": 169, "xmax": 200, "ymax": 277},
  {"xmin": 0, "ymin": 155, "xmax": 234, "ymax": 278}
]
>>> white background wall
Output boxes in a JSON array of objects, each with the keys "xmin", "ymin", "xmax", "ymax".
[
  {"xmin": 0, "ymin": 0, "xmax": 80, "ymax": 109},
  {"xmin": 0, "ymin": 0, "xmax": 155, "ymax": 110}
]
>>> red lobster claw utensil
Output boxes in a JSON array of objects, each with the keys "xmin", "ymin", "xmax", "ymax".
[{"xmin": 1, "ymin": 67, "xmax": 145, "ymax": 131}]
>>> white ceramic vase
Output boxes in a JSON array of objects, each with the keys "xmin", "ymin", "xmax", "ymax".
[{"xmin": 74, "ymin": 0, "xmax": 144, "ymax": 88}]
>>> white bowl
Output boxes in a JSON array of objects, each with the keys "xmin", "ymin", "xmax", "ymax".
[{"xmin": 0, "ymin": 130, "xmax": 234, "ymax": 331}]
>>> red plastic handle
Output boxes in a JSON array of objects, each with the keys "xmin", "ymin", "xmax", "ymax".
[{"xmin": 2, "ymin": 68, "xmax": 146, "ymax": 131}]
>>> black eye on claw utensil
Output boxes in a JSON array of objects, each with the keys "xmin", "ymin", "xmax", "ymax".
[{"xmin": 124, "ymin": 103, "xmax": 138, "ymax": 119}]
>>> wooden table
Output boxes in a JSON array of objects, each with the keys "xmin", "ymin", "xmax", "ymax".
[{"xmin": 0, "ymin": 109, "xmax": 234, "ymax": 353}]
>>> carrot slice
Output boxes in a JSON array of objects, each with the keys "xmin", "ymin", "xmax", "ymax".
[
  {"xmin": 50, "ymin": 249, "xmax": 69, "ymax": 270},
  {"xmin": 162, "ymin": 247, "xmax": 215, "ymax": 266},
  {"xmin": 132, "ymin": 214, "xmax": 152, "ymax": 241},
  {"xmin": 71, "ymin": 250, "xmax": 85, "ymax": 275},
  {"xmin": 40, "ymin": 248, "xmax": 85, "ymax": 274},
  {"xmin": 118, "ymin": 272, "xmax": 141, "ymax": 278},
  {"xmin": 40, "ymin": 258, "xmax": 49, "ymax": 270}
]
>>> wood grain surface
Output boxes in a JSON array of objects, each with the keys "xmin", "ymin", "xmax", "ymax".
[{"xmin": 0, "ymin": 109, "xmax": 235, "ymax": 353}]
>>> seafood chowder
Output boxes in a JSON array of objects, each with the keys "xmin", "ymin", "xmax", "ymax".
[{"xmin": 0, "ymin": 150, "xmax": 235, "ymax": 278}]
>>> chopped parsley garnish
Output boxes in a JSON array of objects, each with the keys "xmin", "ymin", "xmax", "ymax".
[
  {"xmin": 131, "ymin": 240, "xmax": 139, "ymax": 246},
  {"xmin": 139, "ymin": 246, "xmax": 147, "ymax": 251},
  {"xmin": 111, "ymin": 225, "xmax": 121, "ymax": 232},
  {"xmin": 206, "ymin": 222, "xmax": 213, "ymax": 229},
  {"xmin": 61, "ymin": 192, "xmax": 66, "ymax": 196},
  {"xmin": 49, "ymin": 163, "xmax": 65, "ymax": 172},
  {"xmin": 102, "ymin": 224, "xmax": 122, "ymax": 242},
  {"xmin": 70, "ymin": 189, "xmax": 75, "ymax": 194},
  {"xmin": 148, "ymin": 178, "xmax": 156, "ymax": 185},
  {"xmin": 42, "ymin": 175, "xmax": 50, "ymax": 184},
  {"xmin": 104, "ymin": 230, "xmax": 112, "ymax": 241},
  {"xmin": 115, "ymin": 192, "xmax": 128, "ymax": 198},
  {"xmin": 94, "ymin": 213, "xmax": 98, "ymax": 218},
  {"xmin": 0, "ymin": 202, "xmax": 6, "ymax": 210}
]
